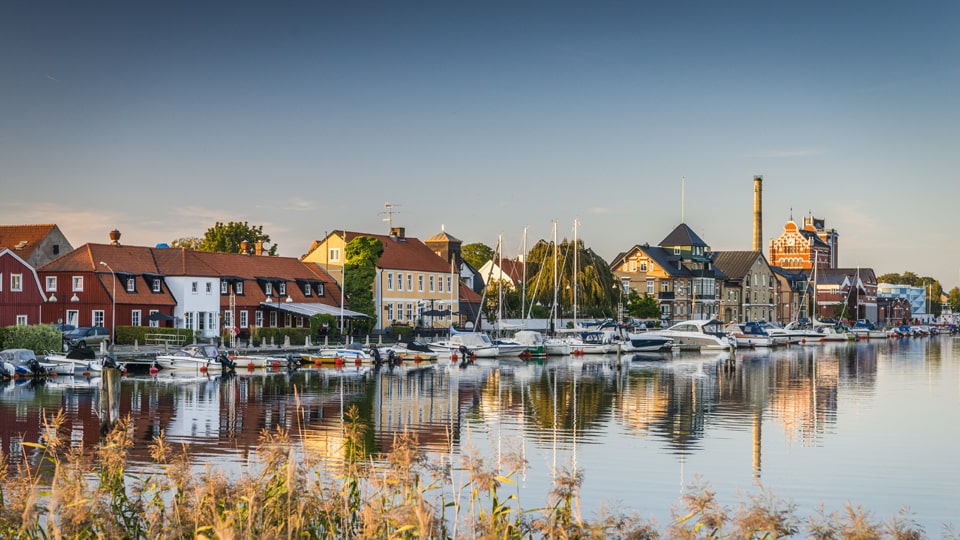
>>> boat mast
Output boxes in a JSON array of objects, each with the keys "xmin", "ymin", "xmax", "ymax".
[
  {"xmin": 552, "ymin": 220, "xmax": 558, "ymax": 333},
  {"xmin": 573, "ymin": 218, "xmax": 579, "ymax": 326},
  {"xmin": 521, "ymin": 227, "xmax": 527, "ymax": 328}
]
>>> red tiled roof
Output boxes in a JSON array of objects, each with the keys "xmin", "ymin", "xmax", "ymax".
[
  {"xmin": 0, "ymin": 224, "xmax": 57, "ymax": 259},
  {"xmin": 340, "ymin": 231, "xmax": 451, "ymax": 273},
  {"xmin": 496, "ymin": 258, "xmax": 525, "ymax": 282}
]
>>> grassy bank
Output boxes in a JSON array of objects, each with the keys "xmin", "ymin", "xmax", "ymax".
[{"xmin": 0, "ymin": 407, "xmax": 949, "ymax": 539}]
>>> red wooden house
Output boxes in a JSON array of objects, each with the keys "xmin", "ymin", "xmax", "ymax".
[{"xmin": 0, "ymin": 248, "xmax": 46, "ymax": 327}]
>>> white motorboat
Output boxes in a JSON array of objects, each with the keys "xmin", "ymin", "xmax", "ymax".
[
  {"xmin": 154, "ymin": 344, "xmax": 234, "ymax": 371},
  {"xmin": 647, "ymin": 319, "xmax": 731, "ymax": 351},
  {"xmin": 724, "ymin": 322, "xmax": 774, "ymax": 348},
  {"xmin": 428, "ymin": 332, "xmax": 500, "ymax": 358},
  {"xmin": 623, "ymin": 332, "xmax": 674, "ymax": 352},
  {"xmin": 303, "ymin": 344, "xmax": 374, "ymax": 366}
]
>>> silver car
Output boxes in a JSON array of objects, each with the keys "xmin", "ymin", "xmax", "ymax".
[{"xmin": 64, "ymin": 326, "xmax": 111, "ymax": 348}]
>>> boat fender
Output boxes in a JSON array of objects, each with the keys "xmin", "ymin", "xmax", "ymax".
[
  {"xmin": 355, "ymin": 356, "xmax": 361, "ymax": 368},
  {"xmin": 248, "ymin": 362, "xmax": 256, "ymax": 370}
]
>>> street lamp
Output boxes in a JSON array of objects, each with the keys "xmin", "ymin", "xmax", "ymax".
[{"xmin": 100, "ymin": 261, "xmax": 116, "ymax": 345}]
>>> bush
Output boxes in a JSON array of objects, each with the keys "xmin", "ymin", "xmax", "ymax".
[
  {"xmin": 254, "ymin": 327, "xmax": 311, "ymax": 347},
  {"xmin": 0, "ymin": 324, "xmax": 62, "ymax": 353}
]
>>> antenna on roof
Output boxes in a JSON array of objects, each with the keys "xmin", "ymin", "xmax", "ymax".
[
  {"xmin": 681, "ymin": 176, "xmax": 685, "ymax": 224},
  {"xmin": 380, "ymin": 202, "xmax": 401, "ymax": 230}
]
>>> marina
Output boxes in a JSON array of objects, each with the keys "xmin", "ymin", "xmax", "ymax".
[{"xmin": 1, "ymin": 334, "xmax": 958, "ymax": 533}]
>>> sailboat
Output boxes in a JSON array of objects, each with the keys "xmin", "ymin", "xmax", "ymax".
[{"xmin": 544, "ymin": 221, "xmax": 571, "ymax": 355}]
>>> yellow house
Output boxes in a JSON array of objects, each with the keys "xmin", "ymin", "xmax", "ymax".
[{"xmin": 303, "ymin": 227, "xmax": 458, "ymax": 331}]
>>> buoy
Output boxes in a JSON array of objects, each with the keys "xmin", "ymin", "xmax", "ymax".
[
  {"xmin": 451, "ymin": 353, "xmax": 458, "ymax": 361},
  {"xmin": 200, "ymin": 365, "xmax": 208, "ymax": 373},
  {"xmin": 50, "ymin": 371, "xmax": 58, "ymax": 378},
  {"xmin": 272, "ymin": 361, "xmax": 281, "ymax": 368},
  {"xmin": 354, "ymin": 356, "xmax": 361, "ymax": 367},
  {"xmin": 335, "ymin": 356, "xmax": 344, "ymax": 367},
  {"xmin": 471, "ymin": 353, "xmax": 477, "ymax": 360},
  {"xmin": 149, "ymin": 366, "xmax": 159, "ymax": 375},
  {"xmin": 414, "ymin": 355, "xmax": 422, "ymax": 363},
  {"xmin": 82, "ymin": 371, "xmax": 91, "ymax": 378}
]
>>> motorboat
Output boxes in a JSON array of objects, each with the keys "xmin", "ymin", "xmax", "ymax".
[
  {"xmin": 1, "ymin": 349, "xmax": 52, "ymax": 378},
  {"xmin": 647, "ymin": 319, "xmax": 731, "ymax": 351},
  {"xmin": 511, "ymin": 330, "xmax": 548, "ymax": 357},
  {"xmin": 849, "ymin": 322, "xmax": 888, "ymax": 340},
  {"xmin": 428, "ymin": 332, "xmax": 500, "ymax": 358},
  {"xmin": 623, "ymin": 331, "xmax": 674, "ymax": 352},
  {"xmin": 44, "ymin": 346, "xmax": 122, "ymax": 375},
  {"xmin": 372, "ymin": 340, "xmax": 439, "ymax": 363},
  {"xmin": 226, "ymin": 352, "xmax": 298, "ymax": 370},
  {"xmin": 303, "ymin": 343, "xmax": 374, "ymax": 367},
  {"xmin": 724, "ymin": 322, "xmax": 774, "ymax": 348},
  {"xmin": 154, "ymin": 344, "xmax": 236, "ymax": 371}
]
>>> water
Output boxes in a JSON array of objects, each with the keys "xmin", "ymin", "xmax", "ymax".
[{"xmin": 2, "ymin": 337, "xmax": 958, "ymax": 533}]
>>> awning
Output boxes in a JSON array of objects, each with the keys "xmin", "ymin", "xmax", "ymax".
[{"xmin": 260, "ymin": 302, "xmax": 369, "ymax": 318}]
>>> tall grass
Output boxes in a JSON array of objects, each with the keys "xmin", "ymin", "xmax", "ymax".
[{"xmin": 0, "ymin": 406, "xmax": 950, "ymax": 539}]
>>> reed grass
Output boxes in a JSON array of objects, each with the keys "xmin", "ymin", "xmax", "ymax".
[{"xmin": 0, "ymin": 407, "xmax": 950, "ymax": 539}]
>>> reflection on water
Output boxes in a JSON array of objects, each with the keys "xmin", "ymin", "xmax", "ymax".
[{"xmin": 2, "ymin": 337, "xmax": 958, "ymax": 530}]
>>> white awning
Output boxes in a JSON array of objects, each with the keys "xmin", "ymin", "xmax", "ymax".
[{"xmin": 259, "ymin": 302, "xmax": 369, "ymax": 318}]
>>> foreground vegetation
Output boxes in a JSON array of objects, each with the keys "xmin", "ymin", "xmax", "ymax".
[{"xmin": 0, "ymin": 407, "xmax": 953, "ymax": 539}]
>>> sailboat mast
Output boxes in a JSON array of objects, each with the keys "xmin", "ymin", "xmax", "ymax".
[
  {"xmin": 521, "ymin": 227, "xmax": 527, "ymax": 327},
  {"xmin": 573, "ymin": 219, "xmax": 579, "ymax": 326},
  {"xmin": 552, "ymin": 220, "xmax": 558, "ymax": 331}
]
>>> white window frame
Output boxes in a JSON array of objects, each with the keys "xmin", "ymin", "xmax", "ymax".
[
  {"xmin": 387, "ymin": 272, "xmax": 394, "ymax": 291},
  {"xmin": 397, "ymin": 273, "xmax": 403, "ymax": 291},
  {"xmin": 152, "ymin": 279, "xmax": 161, "ymax": 293},
  {"xmin": 72, "ymin": 276, "xmax": 83, "ymax": 292},
  {"xmin": 45, "ymin": 276, "xmax": 57, "ymax": 292},
  {"xmin": 407, "ymin": 274, "xmax": 413, "ymax": 291},
  {"xmin": 429, "ymin": 275, "xmax": 435, "ymax": 293},
  {"xmin": 265, "ymin": 283, "xmax": 273, "ymax": 297},
  {"xmin": 191, "ymin": 282, "xmax": 198, "ymax": 294},
  {"xmin": 278, "ymin": 282, "xmax": 286, "ymax": 296},
  {"xmin": 16, "ymin": 315, "xmax": 27, "ymax": 326},
  {"xmin": 11, "ymin": 273, "xmax": 23, "ymax": 292},
  {"xmin": 236, "ymin": 281, "xmax": 244, "ymax": 294},
  {"xmin": 131, "ymin": 310, "xmax": 141, "ymax": 326},
  {"xmin": 206, "ymin": 282, "xmax": 212, "ymax": 294},
  {"xmin": 269, "ymin": 311, "xmax": 277, "ymax": 327},
  {"xmin": 126, "ymin": 277, "xmax": 136, "ymax": 292},
  {"xmin": 329, "ymin": 247, "xmax": 341, "ymax": 262},
  {"xmin": 221, "ymin": 281, "xmax": 229, "ymax": 294},
  {"xmin": 387, "ymin": 303, "xmax": 394, "ymax": 320},
  {"xmin": 93, "ymin": 310, "xmax": 105, "ymax": 327},
  {"xmin": 304, "ymin": 283, "xmax": 312, "ymax": 296},
  {"xmin": 240, "ymin": 310, "xmax": 249, "ymax": 328},
  {"xmin": 67, "ymin": 310, "xmax": 79, "ymax": 327},
  {"xmin": 256, "ymin": 310, "xmax": 264, "ymax": 327},
  {"xmin": 447, "ymin": 276, "xmax": 452, "ymax": 293},
  {"xmin": 418, "ymin": 275, "xmax": 424, "ymax": 292}
]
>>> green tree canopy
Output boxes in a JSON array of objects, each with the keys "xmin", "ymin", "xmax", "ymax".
[
  {"xmin": 461, "ymin": 243, "xmax": 494, "ymax": 269},
  {"xmin": 525, "ymin": 238, "xmax": 618, "ymax": 319},
  {"xmin": 199, "ymin": 221, "xmax": 278, "ymax": 255},
  {"xmin": 169, "ymin": 236, "xmax": 201, "ymax": 250},
  {"xmin": 343, "ymin": 236, "xmax": 383, "ymax": 333}
]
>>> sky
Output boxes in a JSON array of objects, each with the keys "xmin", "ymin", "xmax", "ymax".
[{"xmin": 2, "ymin": 2, "xmax": 958, "ymax": 286}]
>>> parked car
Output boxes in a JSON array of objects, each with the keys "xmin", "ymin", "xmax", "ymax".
[
  {"xmin": 50, "ymin": 323, "xmax": 76, "ymax": 334},
  {"xmin": 64, "ymin": 326, "xmax": 111, "ymax": 348}
]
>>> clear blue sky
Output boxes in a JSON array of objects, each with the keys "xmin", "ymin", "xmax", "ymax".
[{"xmin": 2, "ymin": 2, "xmax": 958, "ymax": 286}]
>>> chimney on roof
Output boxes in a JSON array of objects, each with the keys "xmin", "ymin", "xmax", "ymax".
[
  {"xmin": 255, "ymin": 240, "xmax": 264, "ymax": 256},
  {"xmin": 109, "ymin": 229, "xmax": 121, "ymax": 246},
  {"xmin": 752, "ymin": 176, "xmax": 763, "ymax": 253},
  {"xmin": 389, "ymin": 227, "xmax": 405, "ymax": 241},
  {"xmin": 240, "ymin": 240, "xmax": 250, "ymax": 254}
]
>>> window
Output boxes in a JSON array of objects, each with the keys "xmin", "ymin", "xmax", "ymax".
[
  {"xmin": 438, "ymin": 276, "xmax": 443, "ymax": 293},
  {"xmin": 67, "ymin": 310, "xmax": 79, "ymax": 327},
  {"xmin": 407, "ymin": 274, "xmax": 413, "ymax": 291},
  {"xmin": 284, "ymin": 313, "xmax": 291, "ymax": 327},
  {"xmin": 11, "ymin": 274, "xmax": 23, "ymax": 292},
  {"xmin": 53, "ymin": 244, "xmax": 60, "ymax": 255},
  {"xmin": 240, "ymin": 310, "xmax": 248, "ymax": 328},
  {"xmin": 16, "ymin": 315, "xmax": 27, "ymax": 326},
  {"xmin": 629, "ymin": 260, "xmax": 637, "ymax": 272},
  {"xmin": 191, "ymin": 282, "xmax": 198, "ymax": 293},
  {"xmin": 46, "ymin": 276, "xmax": 57, "ymax": 292},
  {"xmin": 224, "ymin": 311, "xmax": 233, "ymax": 327},
  {"xmin": 329, "ymin": 247, "xmax": 341, "ymax": 262},
  {"xmin": 93, "ymin": 310, "xmax": 105, "ymax": 327},
  {"xmin": 674, "ymin": 248, "xmax": 680, "ymax": 255},
  {"xmin": 236, "ymin": 281, "xmax": 244, "ymax": 294},
  {"xmin": 72, "ymin": 276, "xmax": 83, "ymax": 291},
  {"xmin": 447, "ymin": 276, "xmax": 452, "ymax": 293},
  {"xmin": 429, "ymin": 276, "xmax": 435, "ymax": 292},
  {"xmin": 185, "ymin": 312, "xmax": 194, "ymax": 329},
  {"xmin": 640, "ymin": 262, "xmax": 648, "ymax": 272},
  {"xmin": 316, "ymin": 283, "xmax": 324, "ymax": 296},
  {"xmin": 205, "ymin": 282, "xmax": 212, "ymax": 294},
  {"xmin": 304, "ymin": 283, "xmax": 312, "ymax": 296},
  {"xmin": 132, "ymin": 310, "xmax": 141, "ymax": 326},
  {"xmin": 277, "ymin": 282, "xmax": 285, "ymax": 296},
  {"xmin": 406, "ymin": 303, "xmax": 413, "ymax": 320},
  {"xmin": 397, "ymin": 273, "xmax": 403, "ymax": 291},
  {"xmin": 418, "ymin": 275, "xmax": 424, "ymax": 292},
  {"xmin": 387, "ymin": 272, "xmax": 394, "ymax": 291},
  {"xmin": 646, "ymin": 280, "xmax": 654, "ymax": 295},
  {"xmin": 265, "ymin": 283, "xmax": 273, "ymax": 296},
  {"xmin": 387, "ymin": 303, "xmax": 394, "ymax": 320},
  {"xmin": 152, "ymin": 279, "xmax": 162, "ymax": 292},
  {"xmin": 126, "ymin": 277, "xmax": 136, "ymax": 292},
  {"xmin": 269, "ymin": 311, "xmax": 277, "ymax": 327},
  {"xmin": 221, "ymin": 282, "xmax": 229, "ymax": 294}
]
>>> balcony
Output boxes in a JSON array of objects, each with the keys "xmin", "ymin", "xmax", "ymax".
[{"xmin": 657, "ymin": 291, "xmax": 675, "ymax": 300}]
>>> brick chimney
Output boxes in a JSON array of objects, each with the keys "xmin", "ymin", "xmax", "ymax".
[
  {"xmin": 255, "ymin": 240, "xmax": 264, "ymax": 256},
  {"xmin": 752, "ymin": 176, "xmax": 763, "ymax": 253},
  {"xmin": 389, "ymin": 227, "xmax": 406, "ymax": 241}
]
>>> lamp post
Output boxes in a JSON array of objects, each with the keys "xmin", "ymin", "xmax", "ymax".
[{"xmin": 100, "ymin": 261, "xmax": 116, "ymax": 346}]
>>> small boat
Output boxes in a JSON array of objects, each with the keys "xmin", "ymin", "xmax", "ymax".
[
  {"xmin": 154, "ymin": 344, "xmax": 236, "ymax": 371},
  {"xmin": 646, "ymin": 319, "xmax": 731, "ymax": 351},
  {"xmin": 226, "ymin": 352, "xmax": 298, "ymax": 370},
  {"xmin": 428, "ymin": 332, "xmax": 500, "ymax": 358},
  {"xmin": 623, "ymin": 332, "xmax": 674, "ymax": 352},
  {"xmin": 303, "ymin": 343, "xmax": 373, "ymax": 366},
  {"xmin": 1, "ymin": 349, "xmax": 53, "ymax": 378},
  {"xmin": 44, "ymin": 346, "xmax": 123, "ymax": 375},
  {"xmin": 724, "ymin": 322, "xmax": 774, "ymax": 348},
  {"xmin": 511, "ymin": 330, "xmax": 548, "ymax": 358}
]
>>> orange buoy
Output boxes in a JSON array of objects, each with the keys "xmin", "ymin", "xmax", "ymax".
[
  {"xmin": 272, "ymin": 361, "xmax": 281, "ymax": 368},
  {"xmin": 451, "ymin": 353, "xmax": 458, "ymax": 361},
  {"xmin": 149, "ymin": 366, "xmax": 159, "ymax": 375},
  {"xmin": 471, "ymin": 353, "xmax": 477, "ymax": 360},
  {"xmin": 200, "ymin": 365, "xmax": 208, "ymax": 373},
  {"xmin": 335, "ymin": 356, "xmax": 344, "ymax": 367},
  {"xmin": 82, "ymin": 371, "xmax": 91, "ymax": 378},
  {"xmin": 248, "ymin": 362, "xmax": 256, "ymax": 370},
  {"xmin": 50, "ymin": 371, "xmax": 58, "ymax": 378},
  {"xmin": 355, "ymin": 356, "xmax": 361, "ymax": 367}
]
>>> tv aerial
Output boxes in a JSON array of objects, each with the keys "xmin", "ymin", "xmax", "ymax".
[{"xmin": 380, "ymin": 202, "xmax": 401, "ymax": 229}]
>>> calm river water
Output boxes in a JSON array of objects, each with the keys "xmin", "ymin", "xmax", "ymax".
[{"xmin": 2, "ymin": 336, "xmax": 958, "ymax": 532}]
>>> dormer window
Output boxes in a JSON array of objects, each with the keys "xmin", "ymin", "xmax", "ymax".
[
  {"xmin": 152, "ymin": 279, "xmax": 161, "ymax": 293},
  {"xmin": 126, "ymin": 277, "xmax": 136, "ymax": 292},
  {"xmin": 304, "ymin": 283, "xmax": 312, "ymax": 296},
  {"xmin": 674, "ymin": 248, "xmax": 681, "ymax": 255},
  {"xmin": 317, "ymin": 283, "xmax": 324, "ymax": 296},
  {"xmin": 221, "ymin": 282, "xmax": 228, "ymax": 294},
  {"xmin": 265, "ymin": 283, "xmax": 273, "ymax": 296},
  {"xmin": 278, "ymin": 282, "xmax": 286, "ymax": 296},
  {"xmin": 236, "ymin": 281, "xmax": 244, "ymax": 294}
]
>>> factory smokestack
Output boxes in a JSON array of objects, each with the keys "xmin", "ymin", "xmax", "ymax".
[{"xmin": 752, "ymin": 175, "xmax": 763, "ymax": 252}]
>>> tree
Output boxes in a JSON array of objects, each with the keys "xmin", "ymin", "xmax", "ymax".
[
  {"xmin": 343, "ymin": 236, "xmax": 383, "ymax": 333},
  {"xmin": 525, "ymin": 238, "xmax": 618, "ymax": 319},
  {"xmin": 461, "ymin": 243, "xmax": 494, "ymax": 270},
  {"xmin": 948, "ymin": 287, "xmax": 960, "ymax": 312},
  {"xmin": 627, "ymin": 291, "xmax": 661, "ymax": 319},
  {"xmin": 169, "ymin": 236, "xmax": 201, "ymax": 250},
  {"xmin": 199, "ymin": 221, "xmax": 278, "ymax": 255}
]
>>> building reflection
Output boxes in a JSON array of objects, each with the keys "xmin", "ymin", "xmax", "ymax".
[{"xmin": 0, "ymin": 344, "xmax": 883, "ymax": 478}]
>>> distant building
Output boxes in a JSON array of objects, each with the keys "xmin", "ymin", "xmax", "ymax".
[
  {"xmin": 769, "ymin": 217, "xmax": 835, "ymax": 270},
  {"xmin": 0, "ymin": 224, "xmax": 73, "ymax": 268},
  {"xmin": 878, "ymin": 283, "xmax": 929, "ymax": 322},
  {"xmin": 711, "ymin": 251, "xmax": 776, "ymax": 323}
]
